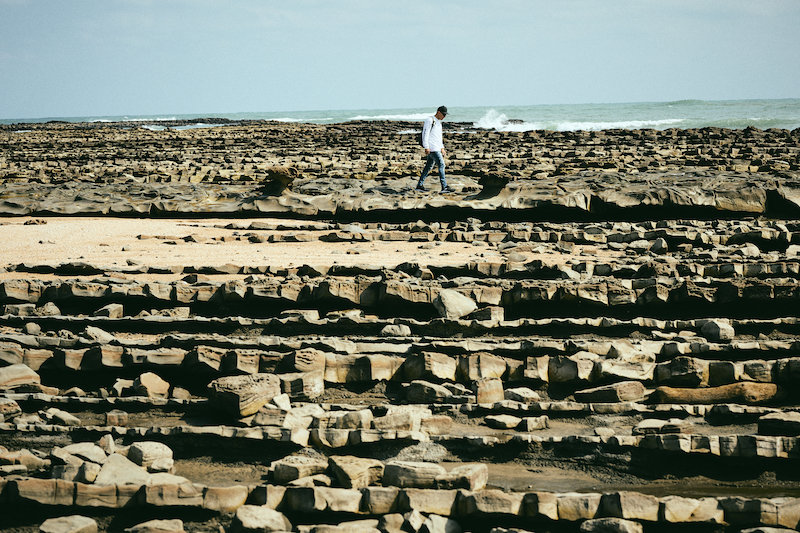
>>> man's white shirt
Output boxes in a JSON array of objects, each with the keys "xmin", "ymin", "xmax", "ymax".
[{"xmin": 421, "ymin": 116, "xmax": 444, "ymax": 151}]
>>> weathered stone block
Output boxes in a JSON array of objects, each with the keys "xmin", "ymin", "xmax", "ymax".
[
  {"xmin": 203, "ymin": 485, "xmax": 249, "ymax": 512},
  {"xmin": 229, "ymin": 505, "xmax": 292, "ymax": 533},
  {"xmin": 144, "ymin": 482, "xmax": 203, "ymax": 507},
  {"xmin": 361, "ymin": 486, "xmax": 399, "ymax": 514},
  {"xmin": 473, "ymin": 377, "xmax": 503, "ymax": 405},
  {"xmin": 458, "ymin": 489, "xmax": 524, "ymax": 516},
  {"xmin": 398, "ymin": 488, "xmax": 459, "ymax": 516},
  {"xmin": 329, "ymin": 456, "xmax": 384, "ymax": 489},
  {"xmin": 557, "ymin": 492, "xmax": 602, "ymax": 521},
  {"xmin": 602, "ymin": 491, "xmax": 659, "ymax": 521},
  {"xmin": 208, "ymin": 373, "xmax": 281, "ymax": 418},
  {"xmin": 522, "ymin": 491, "xmax": 558, "ymax": 520},
  {"xmin": 383, "ymin": 461, "xmax": 446, "ymax": 489}
]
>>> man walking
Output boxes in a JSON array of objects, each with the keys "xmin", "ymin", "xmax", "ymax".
[{"xmin": 416, "ymin": 105, "xmax": 454, "ymax": 193}]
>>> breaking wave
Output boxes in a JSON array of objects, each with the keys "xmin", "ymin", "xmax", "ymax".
[
  {"xmin": 350, "ymin": 113, "xmax": 432, "ymax": 121},
  {"xmin": 473, "ymin": 109, "xmax": 685, "ymax": 132}
]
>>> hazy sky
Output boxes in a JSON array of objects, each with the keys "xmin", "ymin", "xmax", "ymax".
[{"xmin": 1, "ymin": 0, "xmax": 799, "ymax": 118}]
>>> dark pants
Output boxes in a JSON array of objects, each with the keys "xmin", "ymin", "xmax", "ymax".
[{"xmin": 417, "ymin": 151, "xmax": 447, "ymax": 189}]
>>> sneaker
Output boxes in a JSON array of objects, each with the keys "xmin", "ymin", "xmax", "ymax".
[
  {"xmin": 440, "ymin": 186, "xmax": 455, "ymax": 193},
  {"xmin": 414, "ymin": 184, "xmax": 427, "ymax": 191}
]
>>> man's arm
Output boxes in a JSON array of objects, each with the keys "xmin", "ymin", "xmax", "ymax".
[{"xmin": 422, "ymin": 117, "xmax": 432, "ymax": 154}]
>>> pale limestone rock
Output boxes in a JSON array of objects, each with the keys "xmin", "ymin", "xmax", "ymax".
[
  {"xmin": 329, "ymin": 455, "xmax": 384, "ymax": 488},
  {"xmin": 433, "ymin": 289, "xmax": 477, "ymax": 319},
  {"xmin": 132, "ymin": 372, "xmax": 170, "ymax": 398},
  {"xmin": 0, "ymin": 363, "xmax": 40, "ymax": 388},
  {"xmin": 229, "ymin": 505, "xmax": 292, "ymax": 532},
  {"xmin": 383, "ymin": 460, "xmax": 447, "ymax": 489},
  {"xmin": 94, "ymin": 453, "xmax": 150, "ymax": 486},
  {"xmin": 209, "ymin": 373, "xmax": 282, "ymax": 417},
  {"xmin": 124, "ymin": 518, "xmax": 185, "ymax": 533},
  {"xmin": 272, "ymin": 455, "xmax": 328, "ymax": 484},
  {"xmin": 39, "ymin": 515, "xmax": 98, "ymax": 533},
  {"xmin": 485, "ymin": 414, "xmax": 522, "ymax": 430},
  {"xmin": 128, "ymin": 441, "xmax": 173, "ymax": 468},
  {"xmin": 474, "ymin": 377, "xmax": 504, "ymax": 404}
]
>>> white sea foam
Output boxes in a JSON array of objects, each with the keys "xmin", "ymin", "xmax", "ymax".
[
  {"xmin": 271, "ymin": 117, "xmax": 334, "ymax": 123},
  {"xmin": 350, "ymin": 113, "xmax": 432, "ymax": 121},
  {"xmin": 89, "ymin": 119, "xmax": 112, "ymax": 123},
  {"xmin": 397, "ymin": 129, "xmax": 420, "ymax": 134},
  {"xmin": 141, "ymin": 123, "xmax": 223, "ymax": 131},
  {"xmin": 122, "ymin": 116, "xmax": 178, "ymax": 122},
  {"xmin": 473, "ymin": 110, "xmax": 544, "ymax": 131},
  {"xmin": 474, "ymin": 109, "xmax": 685, "ymax": 132},
  {"xmin": 555, "ymin": 119, "xmax": 684, "ymax": 131}
]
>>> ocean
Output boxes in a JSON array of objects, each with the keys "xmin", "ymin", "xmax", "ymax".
[{"xmin": 3, "ymin": 98, "xmax": 800, "ymax": 132}]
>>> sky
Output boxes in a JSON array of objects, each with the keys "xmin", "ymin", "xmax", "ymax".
[{"xmin": 1, "ymin": 0, "xmax": 799, "ymax": 119}]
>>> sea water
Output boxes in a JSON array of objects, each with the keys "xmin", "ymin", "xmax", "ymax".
[{"xmin": 3, "ymin": 98, "xmax": 799, "ymax": 131}]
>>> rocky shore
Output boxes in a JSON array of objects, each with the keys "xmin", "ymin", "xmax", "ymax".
[{"xmin": 1, "ymin": 121, "xmax": 800, "ymax": 532}]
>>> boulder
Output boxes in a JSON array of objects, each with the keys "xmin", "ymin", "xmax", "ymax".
[
  {"xmin": 329, "ymin": 455, "xmax": 384, "ymax": 488},
  {"xmin": 39, "ymin": 515, "xmax": 98, "ymax": 533},
  {"xmin": 94, "ymin": 453, "xmax": 150, "ymax": 486},
  {"xmin": 333, "ymin": 409, "xmax": 373, "ymax": 430},
  {"xmin": 485, "ymin": 414, "xmax": 522, "ymax": 430},
  {"xmin": 578, "ymin": 518, "xmax": 643, "ymax": 533},
  {"xmin": 433, "ymin": 289, "xmax": 477, "ymax": 319},
  {"xmin": 601, "ymin": 491, "xmax": 659, "ymax": 521},
  {"xmin": 35, "ymin": 302, "xmax": 61, "ymax": 316},
  {"xmin": 548, "ymin": 354, "xmax": 596, "ymax": 383},
  {"xmin": 655, "ymin": 356, "xmax": 709, "ymax": 387},
  {"xmin": 41, "ymin": 408, "xmax": 81, "ymax": 426},
  {"xmin": 60, "ymin": 443, "xmax": 107, "ymax": 464},
  {"xmin": 458, "ymin": 353, "xmax": 506, "ymax": 381},
  {"xmin": 651, "ymin": 382, "xmax": 780, "ymax": 405},
  {"xmin": 518, "ymin": 416, "xmax": 550, "ymax": 432},
  {"xmin": 383, "ymin": 461, "xmax": 447, "ymax": 489},
  {"xmin": 660, "ymin": 495, "xmax": 723, "ymax": 523},
  {"xmin": 124, "ymin": 519, "xmax": 185, "ymax": 533},
  {"xmin": 407, "ymin": 380, "xmax": 454, "ymax": 403},
  {"xmin": 0, "ymin": 363, "xmax": 40, "ymax": 388},
  {"xmin": 574, "ymin": 381, "xmax": 646, "ymax": 403},
  {"xmin": 272, "ymin": 455, "xmax": 328, "ymax": 484},
  {"xmin": 84, "ymin": 326, "xmax": 115, "ymax": 344},
  {"xmin": 229, "ymin": 505, "xmax": 292, "ymax": 533},
  {"xmin": 404, "ymin": 352, "xmax": 458, "ymax": 382},
  {"xmin": 473, "ymin": 378, "xmax": 503, "ymax": 404},
  {"xmin": 132, "ymin": 372, "xmax": 170, "ymax": 398},
  {"xmin": 128, "ymin": 441, "xmax": 173, "ymax": 469},
  {"xmin": 505, "ymin": 387, "xmax": 541, "ymax": 403},
  {"xmin": 209, "ymin": 373, "xmax": 281, "ymax": 417},
  {"xmin": 557, "ymin": 492, "xmax": 602, "ymax": 520},
  {"xmin": 700, "ymin": 319, "xmax": 735, "ymax": 341},
  {"xmin": 434, "ymin": 464, "xmax": 488, "ymax": 491},
  {"xmin": 458, "ymin": 489, "xmax": 524, "ymax": 515}
]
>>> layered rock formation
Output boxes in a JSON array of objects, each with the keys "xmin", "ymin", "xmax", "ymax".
[{"xmin": 1, "ymin": 121, "xmax": 800, "ymax": 532}]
